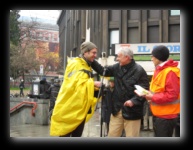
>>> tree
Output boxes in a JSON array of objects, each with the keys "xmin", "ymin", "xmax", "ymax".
[
  {"xmin": 35, "ymin": 40, "xmax": 61, "ymax": 75},
  {"xmin": 10, "ymin": 10, "xmax": 21, "ymax": 46},
  {"xmin": 10, "ymin": 15, "xmax": 41, "ymax": 80},
  {"xmin": 10, "ymin": 38, "xmax": 40, "ymax": 80},
  {"xmin": 10, "ymin": 12, "xmax": 61, "ymax": 81}
]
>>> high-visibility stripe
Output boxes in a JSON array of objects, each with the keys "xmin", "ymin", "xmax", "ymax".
[{"xmin": 151, "ymin": 99, "xmax": 180, "ymax": 106}]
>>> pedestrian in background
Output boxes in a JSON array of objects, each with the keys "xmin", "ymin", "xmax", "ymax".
[
  {"xmin": 19, "ymin": 79, "xmax": 25, "ymax": 97},
  {"xmin": 91, "ymin": 47, "xmax": 149, "ymax": 137},
  {"xmin": 50, "ymin": 41, "xmax": 101, "ymax": 137},
  {"xmin": 144, "ymin": 45, "xmax": 180, "ymax": 137},
  {"xmin": 50, "ymin": 78, "xmax": 54, "ymax": 87}
]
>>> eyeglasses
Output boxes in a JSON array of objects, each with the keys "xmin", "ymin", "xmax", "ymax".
[{"xmin": 89, "ymin": 51, "xmax": 97, "ymax": 55}]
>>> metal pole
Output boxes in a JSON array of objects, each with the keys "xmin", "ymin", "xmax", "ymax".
[
  {"xmin": 95, "ymin": 67, "xmax": 106, "ymax": 111},
  {"xmin": 95, "ymin": 67, "xmax": 106, "ymax": 137}
]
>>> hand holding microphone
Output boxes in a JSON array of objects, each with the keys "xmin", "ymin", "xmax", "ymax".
[{"xmin": 94, "ymin": 81, "xmax": 102, "ymax": 88}]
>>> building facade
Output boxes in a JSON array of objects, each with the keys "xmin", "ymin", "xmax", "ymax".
[{"xmin": 57, "ymin": 10, "xmax": 180, "ymax": 74}]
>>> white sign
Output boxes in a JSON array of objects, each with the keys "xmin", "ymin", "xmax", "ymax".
[
  {"xmin": 40, "ymin": 65, "xmax": 44, "ymax": 75},
  {"xmin": 115, "ymin": 43, "xmax": 180, "ymax": 54},
  {"xmin": 33, "ymin": 84, "xmax": 39, "ymax": 95}
]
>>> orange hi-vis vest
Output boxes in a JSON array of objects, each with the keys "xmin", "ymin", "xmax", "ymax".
[{"xmin": 150, "ymin": 67, "xmax": 180, "ymax": 116}]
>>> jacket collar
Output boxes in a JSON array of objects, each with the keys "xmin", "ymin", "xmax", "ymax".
[
  {"xmin": 120, "ymin": 59, "xmax": 135, "ymax": 73},
  {"xmin": 79, "ymin": 54, "xmax": 92, "ymax": 67}
]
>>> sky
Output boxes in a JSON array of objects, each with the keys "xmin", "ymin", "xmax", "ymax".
[{"xmin": 19, "ymin": 10, "xmax": 61, "ymax": 24}]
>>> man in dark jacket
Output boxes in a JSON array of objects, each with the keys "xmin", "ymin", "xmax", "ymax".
[
  {"xmin": 91, "ymin": 47, "xmax": 149, "ymax": 137},
  {"xmin": 39, "ymin": 77, "xmax": 50, "ymax": 99},
  {"xmin": 47, "ymin": 79, "xmax": 61, "ymax": 111},
  {"xmin": 47, "ymin": 79, "xmax": 61, "ymax": 120}
]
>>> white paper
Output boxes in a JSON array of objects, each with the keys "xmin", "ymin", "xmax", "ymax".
[{"xmin": 134, "ymin": 85, "xmax": 149, "ymax": 96}]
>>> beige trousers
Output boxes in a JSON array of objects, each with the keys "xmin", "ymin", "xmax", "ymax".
[{"xmin": 108, "ymin": 110, "xmax": 141, "ymax": 137}]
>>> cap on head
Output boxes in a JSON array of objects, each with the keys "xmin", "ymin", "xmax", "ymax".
[
  {"xmin": 80, "ymin": 41, "xmax": 97, "ymax": 54},
  {"xmin": 152, "ymin": 45, "xmax": 169, "ymax": 61}
]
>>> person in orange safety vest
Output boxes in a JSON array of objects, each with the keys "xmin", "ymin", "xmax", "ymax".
[{"xmin": 144, "ymin": 45, "xmax": 180, "ymax": 137}]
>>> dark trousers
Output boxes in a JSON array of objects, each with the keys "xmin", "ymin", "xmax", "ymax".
[
  {"xmin": 174, "ymin": 125, "xmax": 180, "ymax": 137},
  {"xmin": 59, "ymin": 118, "xmax": 86, "ymax": 137},
  {"xmin": 174, "ymin": 113, "xmax": 180, "ymax": 137},
  {"xmin": 153, "ymin": 116, "xmax": 177, "ymax": 137},
  {"xmin": 20, "ymin": 88, "xmax": 24, "ymax": 97}
]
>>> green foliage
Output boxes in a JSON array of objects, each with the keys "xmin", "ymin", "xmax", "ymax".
[
  {"xmin": 10, "ymin": 10, "xmax": 21, "ymax": 46},
  {"xmin": 10, "ymin": 42, "xmax": 20, "ymax": 79},
  {"xmin": 9, "ymin": 10, "xmax": 21, "ymax": 79},
  {"xmin": 9, "ymin": 10, "xmax": 40, "ymax": 80}
]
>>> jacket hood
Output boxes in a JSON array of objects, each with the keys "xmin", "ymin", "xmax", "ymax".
[
  {"xmin": 40, "ymin": 80, "xmax": 47, "ymax": 84},
  {"xmin": 159, "ymin": 59, "xmax": 179, "ymax": 70}
]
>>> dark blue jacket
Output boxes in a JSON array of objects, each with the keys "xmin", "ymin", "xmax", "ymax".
[{"xmin": 19, "ymin": 81, "xmax": 25, "ymax": 89}]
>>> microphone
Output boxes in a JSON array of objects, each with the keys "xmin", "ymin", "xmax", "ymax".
[{"xmin": 104, "ymin": 65, "xmax": 108, "ymax": 70}]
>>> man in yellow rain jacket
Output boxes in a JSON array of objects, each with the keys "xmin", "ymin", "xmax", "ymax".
[
  {"xmin": 144, "ymin": 45, "xmax": 180, "ymax": 137},
  {"xmin": 50, "ymin": 41, "xmax": 101, "ymax": 137}
]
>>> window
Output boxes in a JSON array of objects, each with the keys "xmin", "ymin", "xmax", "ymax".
[
  {"xmin": 170, "ymin": 10, "xmax": 180, "ymax": 16},
  {"xmin": 110, "ymin": 30, "xmax": 119, "ymax": 45},
  {"xmin": 128, "ymin": 27, "xmax": 139, "ymax": 43},
  {"xmin": 109, "ymin": 30, "xmax": 119, "ymax": 55}
]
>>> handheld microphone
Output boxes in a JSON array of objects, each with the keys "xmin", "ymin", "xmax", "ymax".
[{"xmin": 103, "ymin": 66, "xmax": 108, "ymax": 74}]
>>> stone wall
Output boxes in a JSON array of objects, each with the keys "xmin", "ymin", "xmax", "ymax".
[{"xmin": 10, "ymin": 97, "xmax": 49, "ymax": 126}]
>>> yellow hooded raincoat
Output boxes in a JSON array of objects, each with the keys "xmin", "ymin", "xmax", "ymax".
[{"xmin": 50, "ymin": 57, "xmax": 98, "ymax": 136}]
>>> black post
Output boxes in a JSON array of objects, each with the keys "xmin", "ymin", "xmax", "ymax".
[
  {"xmin": 95, "ymin": 67, "xmax": 106, "ymax": 111},
  {"xmin": 100, "ymin": 115, "xmax": 103, "ymax": 137},
  {"xmin": 94, "ymin": 67, "xmax": 107, "ymax": 137}
]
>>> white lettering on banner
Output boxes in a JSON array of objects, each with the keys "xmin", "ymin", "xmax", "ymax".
[{"xmin": 115, "ymin": 43, "xmax": 180, "ymax": 54}]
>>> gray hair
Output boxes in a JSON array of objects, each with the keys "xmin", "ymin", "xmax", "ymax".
[{"xmin": 117, "ymin": 47, "xmax": 133, "ymax": 59}]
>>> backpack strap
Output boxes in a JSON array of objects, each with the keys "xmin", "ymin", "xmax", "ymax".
[{"xmin": 79, "ymin": 69, "xmax": 94, "ymax": 78}]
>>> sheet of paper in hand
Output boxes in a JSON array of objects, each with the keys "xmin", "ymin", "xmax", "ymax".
[{"xmin": 134, "ymin": 85, "xmax": 149, "ymax": 96}]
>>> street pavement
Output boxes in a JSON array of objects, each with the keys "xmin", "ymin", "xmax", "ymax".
[{"xmin": 10, "ymin": 108, "xmax": 154, "ymax": 138}]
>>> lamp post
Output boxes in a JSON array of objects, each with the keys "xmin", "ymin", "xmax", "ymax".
[{"xmin": 40, "ymin": 64, "xmax": 44, "ymax": 79}]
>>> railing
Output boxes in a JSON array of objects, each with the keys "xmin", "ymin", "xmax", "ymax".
[{"xmin": 10, "ymin": 101, "xmax": 38, "ymax": 116}]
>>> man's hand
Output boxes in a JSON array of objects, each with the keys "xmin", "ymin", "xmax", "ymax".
[
  {"xmin": 124, "ymin": 100, "xmax": 134, "ymax": 107},
  {"xmin": 144, "ymin": 91, "xmax": 153, "ymax": 101},
  {"xmin": 94, "ymin": 81, "xmax": 102, "ymax": 88}
]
